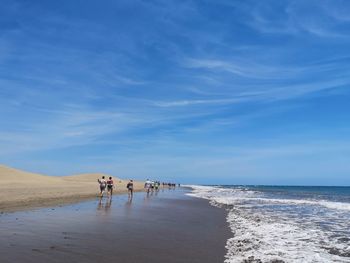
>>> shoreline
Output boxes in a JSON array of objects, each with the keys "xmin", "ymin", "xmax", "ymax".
[{"xmin": 0, "ymin": 188, "xmax": 147, "ymax": 213}]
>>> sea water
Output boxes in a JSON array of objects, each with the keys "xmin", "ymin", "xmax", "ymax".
[{"xmin": 187, "ymin": 185, "xmax": 350, "ymax": 263}]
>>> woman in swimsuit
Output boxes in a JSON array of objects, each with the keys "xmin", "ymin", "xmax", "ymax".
[{"xmin": 107, "ymin": 177, "xmax": 114, "ymax": 196}]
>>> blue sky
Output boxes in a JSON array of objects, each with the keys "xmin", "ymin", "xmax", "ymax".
[{"xmin": 1, "ymin": 0, "xmax": 350, "ymax": 185}]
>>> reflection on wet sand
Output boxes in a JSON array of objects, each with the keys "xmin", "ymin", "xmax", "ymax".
[
  {"xmin": 97, "ymin": 197, "xmax": 113, "ymax": 215},
  {"xmin": 124, "ymin": 196, "xmax": 133, "ymax": 216},
  {"xmin": 127, "ymin": 195, "xmax": 133, "ymax": 204}
]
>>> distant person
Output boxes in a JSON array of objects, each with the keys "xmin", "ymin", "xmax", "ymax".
[
  {"xmin": 107, "ymin": 176, "xmax": 114, "ymax": 196},
  {"xmin": 144, "ymin": 179, "xmax": 152, "ymax": 193},
  {"xmin": 127, "ymin": 180, "xmax": 134, "ymax": 197},
  {"xmin": 97, "ymin": 176, "xmax": 107, "ymax": 197}
]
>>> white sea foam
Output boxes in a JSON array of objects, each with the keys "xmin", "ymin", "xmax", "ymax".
[
  {"xmin": 186, "ymin": 185, "xmax": 350, "ymax": 211},
  {"xmin": 186, "ymin": 185, "xmax": 350, "ymax": 263}
]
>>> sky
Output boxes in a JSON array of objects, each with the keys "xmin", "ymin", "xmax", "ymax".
[{"xmin": 0, "ymin": 0, "xmax": 350, "ymax": 185}]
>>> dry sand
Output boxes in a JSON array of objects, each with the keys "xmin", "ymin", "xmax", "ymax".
[{"xmin": 0, "ymin": 165, "xmax": 145, "ymax": 212}]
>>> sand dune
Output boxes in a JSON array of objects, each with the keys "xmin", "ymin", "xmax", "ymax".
[
  {"xmin": 63, "ymin": 173, "xmax": 113, "ymax": 182},
  {"xmin": 0, "ymin": 165, "xmax": 145, "ymax": 212},
  {"xmin": 0, "ymin": 165, "xmax": 60, "ymax": 182}
]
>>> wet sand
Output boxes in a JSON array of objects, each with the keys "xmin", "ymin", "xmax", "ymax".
[{"xmin": 0, "ymin": 188, "xmax": 230, "ymax": 263}]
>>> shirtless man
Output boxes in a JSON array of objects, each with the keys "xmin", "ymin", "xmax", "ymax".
[{"xmin": 97, "ymin": 176, "xmax": 107, "ymax": 197}]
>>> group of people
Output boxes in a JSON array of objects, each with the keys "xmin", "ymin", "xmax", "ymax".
[
  {"xmin": 162, "ymin": 182, "xmax": 179, "ymax": 188},
  {"xmin": 144, "ymin": 179, "xmax": 160, "ymax": 193},
  {"xmin": 97, "ymin": 176, "xmax": 134, "ymax": 198},
  {"xmin": 144, "ymin": 179, "xmax": 179, "ymax": 193},
  {"xmin": 97, "ymin": 176, "xmax": 180, "ymax": 197}
]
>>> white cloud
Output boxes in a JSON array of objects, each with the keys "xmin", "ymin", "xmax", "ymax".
[{"xmin": 153, "ymin": 97, "xmax": 249, "ymax": 107}]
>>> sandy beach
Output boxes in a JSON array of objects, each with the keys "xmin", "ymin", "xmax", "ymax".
[
  {"xmin": 0, "ymin": 165, "xmax": 144, "ymax": 212},
  {"xmin": 0, "ymin": 188, "xmax": 230, "ymax": 263}
]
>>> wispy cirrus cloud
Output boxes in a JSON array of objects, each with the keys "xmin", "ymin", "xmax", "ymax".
[
  {"xmin": 152, "ymin": 97, "xmax": 250, "ymax": 107},
  {"xmin": 242, "ymin": 0, "xmax": 350, "ymax": 38},
  {"xmin": 152, "ymin": 76, "xmax": 350, "ymax": 108}
]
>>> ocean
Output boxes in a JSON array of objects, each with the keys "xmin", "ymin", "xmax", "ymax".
[{"xmin": 187, "ymin": 185, "xmax": 350, "ymax": 263}]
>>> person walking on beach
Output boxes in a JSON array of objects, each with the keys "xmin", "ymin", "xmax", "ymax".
[
  {"xmin": 144, "ymin": 179, "xmax": 151, "ymax": 194},
  {"xmin": 155, "ymin": 181, "xmax": 160, "ymax": 191},
  {"xmin": 97, "ymin": 176, "xmax": 107, "ymax": 197},
  {"xmin": 127, "ymin": 179, "xmax": 134, "ymax": 197},
  {"xmin": 107, "ymin": 176, "xmax": 114, "ymax": 196}
]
